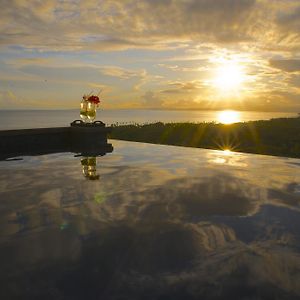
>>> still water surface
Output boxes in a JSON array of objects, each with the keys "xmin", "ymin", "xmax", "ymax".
[
  {"xmin": 0, "ymin": 140, "xmax": 299, "ymax": 299},
  {"xmin": 0, "ymin": 109, "xmax": 297, "ymax": 130}
]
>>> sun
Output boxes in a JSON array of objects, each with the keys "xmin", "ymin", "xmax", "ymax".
[
  {"xmin": 218, "ymin": 110, "xmax": 240, "ymax": 124},
  {"xmin": 213, "ymin": 59, "xmax": 245, "ymax": 93}
]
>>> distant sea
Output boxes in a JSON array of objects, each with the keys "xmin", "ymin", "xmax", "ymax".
[{"xmin": 0, "ymin": 109, "xmax": 298, "ymax": 130}]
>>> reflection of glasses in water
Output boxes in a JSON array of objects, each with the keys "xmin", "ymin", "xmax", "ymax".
[{"xmin": 81, "ymin": 157, "xmax": 100, "ymax": 180}]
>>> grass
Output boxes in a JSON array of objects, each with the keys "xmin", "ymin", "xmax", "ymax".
[{"xmin": 109, "ymin": 117, "xmax": 300, "ymax": 158}]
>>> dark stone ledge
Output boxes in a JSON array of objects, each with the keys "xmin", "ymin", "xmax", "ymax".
[{"xmin": 0, "ymin": 120, "xmax": 113, "ymax": 160}]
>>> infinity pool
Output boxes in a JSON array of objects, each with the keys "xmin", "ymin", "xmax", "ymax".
[{"xmin": 0, "ymin": 140, "xmax": 299, "ymax": 299}]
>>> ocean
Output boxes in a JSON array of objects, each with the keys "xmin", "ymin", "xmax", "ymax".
[{"xmin": 0, "ymin": 109, "xmax": 297, "ymax": 130}]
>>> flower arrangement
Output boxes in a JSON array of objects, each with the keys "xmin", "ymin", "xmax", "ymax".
[
  {"xmin": 82, "ymin": 94, "xmax": 100, "ymax": 105},
  {"xmin": 80, "ymin": 91, "xmax": 101, "ymax": 123}
]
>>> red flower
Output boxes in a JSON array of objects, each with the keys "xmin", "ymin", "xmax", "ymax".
[{"xmin": 88, "ymin": 95, "xmax": 100, "ymax": 104}]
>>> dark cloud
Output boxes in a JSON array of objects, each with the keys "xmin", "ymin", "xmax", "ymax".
[
  {"xmin": 276, "ymin": 5, "xmax": 300, "ymax": 33},
  {"xmin": 185, "ymin": 0, "xmax": 256, "ymax": 42},
  {"xmin": 269, "ymin": 59, "xmax": 300, "ymax": 73},
  {"xmin": 0, "ymin": 0, "xmax": 272, "ymax": 50},
  {"xmin": 0, "ymin": 0, "xmax": 299, "ymax": 55},
  {"xmin": 161, "ymin": 89, "xmax": 182, "ymax": 94},
  {"xmin": 288, "ymin": 74, "xmax": 300, "ymax": 87}
]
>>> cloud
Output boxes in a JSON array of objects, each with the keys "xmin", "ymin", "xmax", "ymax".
[
  {"xmin": 161, "ymin": 80, "xmax": 204, "ymax": 94},
  {"xmin": 276, "ymin": 5, "xmax": 300, "ymax": 33},
  {"xmin": 0, "ymin": 90, "xmax": 19, "ymax": 106},
  {"xmin": 87, "ymin": 82, "xmax": 111, "ymax": 91},
  {"xmin": 10, "ymin": 57, "xmax": 55, "ymax": 67},
  {"xmin": 1, "ymin": 0, "xmax": 297, "ymax": 52},
  {"xmin": 157, "ymin": 63, "xmax": 203, "ymax": 72},
  {"xmin": 248, "ymin": 90, "xmax": 300, "ymax": 112},
  {"xmin": 100, "ymin": 66, "xmax": 145, "ymax": 79},
  {"xmin": 269, "ymin": 59, "xmax": 300, "ymax": 73},
  {"xmin": 141, "ymin": 91, "xmax": 164, "ymax": 108},
  {"xmin": 0, "ymin": 89, "xmax": 40, "ymax": 108},
  {"xmin": 4, "ymin": 60, "xmax": 147, "ymax": 86},
  {"xmin": 288, "ymin": 74, "xmax": 300, "ymax": 88},
  {"xmin": 1, "ymin": 1, "xmax": 300, "ymax": 110}
]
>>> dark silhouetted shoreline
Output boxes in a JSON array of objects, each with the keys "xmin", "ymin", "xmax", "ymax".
[{"xmin": 110, "ymin": 117, "xmax": 300, "ymax": 158}]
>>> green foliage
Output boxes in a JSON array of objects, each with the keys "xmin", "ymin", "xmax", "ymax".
[{"xmin": 109, "ymin": 117, "xmax": 300, "ymax": 158}]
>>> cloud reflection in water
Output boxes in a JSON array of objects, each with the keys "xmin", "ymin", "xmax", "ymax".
[{"xmin": 0, "ymin": 140, "xmax": 299, "ymax": 299}]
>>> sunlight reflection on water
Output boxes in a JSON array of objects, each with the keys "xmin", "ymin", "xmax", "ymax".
[{"xmin": 217, "ymin": 110, "xmax": 241, "ymax": 124}]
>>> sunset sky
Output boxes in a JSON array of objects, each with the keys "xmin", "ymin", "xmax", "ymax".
[{"xmin": 1, "ymin": 0, "xmax": 300, "ymax": 111}]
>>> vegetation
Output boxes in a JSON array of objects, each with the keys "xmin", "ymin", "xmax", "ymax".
[{"xmin": 109, "ymin": 117, "xmax": 300, "ymax": 158}]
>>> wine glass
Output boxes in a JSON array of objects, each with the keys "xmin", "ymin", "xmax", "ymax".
[{"xmin": 87, "ymin": 102, "xmax": 96, "ymax": 122}]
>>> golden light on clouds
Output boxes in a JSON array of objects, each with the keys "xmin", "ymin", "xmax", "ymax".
[
  {"xmin": 218, "ymin": 110, "xmax": 241, "ymax": 124},
  {"xmin": 0, "ymin": 0, "xmax": 300, "ymax": 111}
]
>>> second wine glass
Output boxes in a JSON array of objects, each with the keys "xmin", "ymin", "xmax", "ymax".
[{"xmin": 87, "ymin": 102, "xmax": 96, "ymax": 122}]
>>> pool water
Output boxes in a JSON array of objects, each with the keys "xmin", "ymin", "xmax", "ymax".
[{"xmin": 0, "ymin": 140, "xmax": 299, "ymax": 299}]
